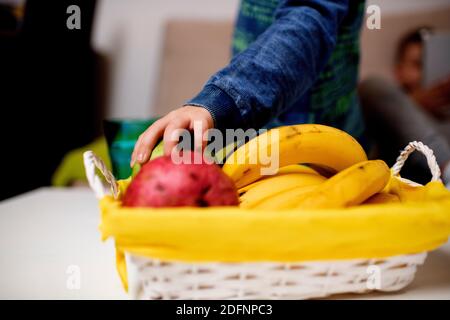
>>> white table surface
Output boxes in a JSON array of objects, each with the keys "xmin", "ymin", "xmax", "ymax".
[{"xmin": 0, "ymin": 187, "xmax": 449, "ymax": 300}]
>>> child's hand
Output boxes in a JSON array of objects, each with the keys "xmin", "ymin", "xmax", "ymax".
[{"xmin": 130, "ymin": 106, "xmax": 213, "ymax": 167}]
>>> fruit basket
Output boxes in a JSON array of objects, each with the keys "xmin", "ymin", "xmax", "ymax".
[{"xmin": 84, "ymin": 135, "xmax": 450, "ymax": 300}]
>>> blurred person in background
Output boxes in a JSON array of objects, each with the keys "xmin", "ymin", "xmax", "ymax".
[
  {"xmin": 131, "ymin": 0, "xmax": 367, "ymax": 166},
  {"xmin": 360, "ymin": 27, "xmax": 450, "ymax": 187},
  {"xmin": 395, "ymin": 27, "xmax": 450, "ymax": 120}
]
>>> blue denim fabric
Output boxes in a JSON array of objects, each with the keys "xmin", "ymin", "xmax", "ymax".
[{"xmin": 187, "ymin": 0, "xmax": 365, "ymax": 140}]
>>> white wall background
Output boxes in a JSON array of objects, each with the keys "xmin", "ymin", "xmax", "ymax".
[
  {"xmin": 92, "ymin": 0, "xmax": 450, "ymax": 119},
  {"xmin": 92, "ymin": 0, "xmax": 240, "ymax": 119}
]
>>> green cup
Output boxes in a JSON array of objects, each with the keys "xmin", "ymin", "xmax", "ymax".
[{"xmin": 103, "ymin": 119, "xmax": 158, "ymax": 179}]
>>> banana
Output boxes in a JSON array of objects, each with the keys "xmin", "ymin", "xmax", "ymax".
[
  {"xmin": 237, "ymin": 164, "xmax": 320, "ymax": 194},
  {"xmin": 275, "ymin": 164, "xmax": 320, "ymax": 176},
  {"xmin": 252, "ymin": 185, "xmax": 318, "ymax": 210},
  {"xmin": 150, "ymin": 140, "xmax": 164, "ymax": 160},
  {"xmin": 294, "ymin": 160, "xmax": 390, "ymax": 209},
  {"xmin": 207, "ymin": 140, "xmax": 240, "ymax": 165},
  {"xmin": 222, "ymin": 124, "xmax": 367, "ymax": 189},
  {"xmin": 239, "ymin": 173, "xmax": 326, "ymax": 208},
  {"xmin": 385, "ymin": 177, "xmax": 450, "ymax": 202},
  {"xmin": 363, "ymin": 192, "xmax": 400, "ymax": 205}
]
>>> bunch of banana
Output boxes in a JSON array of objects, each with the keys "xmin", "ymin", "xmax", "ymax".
[
  {"xmin": 242, "ymin": 162, "xmax": 393, "ymax": 210},
  {"xmin": 223, "ymin": 124, "xmax": 450, "ymax": 210},
  {"xmin": 223, "ymin": 124, "xmax": 368, "ymax": 189},
  {"xmin": 239, "ymin": 172, "xmax": 326, "ymax": 208},
  {"xmin": 245, "ymin": 160, "xmax": 390, "ymax": 210}
]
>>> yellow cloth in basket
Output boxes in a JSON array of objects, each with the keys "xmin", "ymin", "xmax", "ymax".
[{"xmin": 99, "ymin": 179, "xmax": 450, "ymax": 290}]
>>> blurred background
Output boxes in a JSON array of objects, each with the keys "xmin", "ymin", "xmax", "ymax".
[{"xmin": 1, "ymin": 0, "xmax": 449, "ymax": 199}]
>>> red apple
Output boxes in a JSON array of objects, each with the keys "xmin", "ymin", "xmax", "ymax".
[{"xmin": 122, "ymin": 151, "xmax": 239, "ymax": 207}]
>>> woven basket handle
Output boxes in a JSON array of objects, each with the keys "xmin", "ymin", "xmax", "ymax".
[
  {"xmin": 83, "ymin": 151, "xmax": 119, "ymax": 199},
  {"xmin": 391, "ymin": 141, "xmax": 442, "ymax": 186}
]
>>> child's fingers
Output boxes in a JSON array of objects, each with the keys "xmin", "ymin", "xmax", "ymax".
[
  {"xmin": 130, "ymin": 135, "xmax": 144, "ymax": 166},
  {"xmin": 163, "ymin": 118, "xmax": 190, "ymax": 155},
  {"xmin": 193, "ymin": 118, "xmax": 210, "ymax": 153},
  {"xmin": 131, "ymin": 118, "xmax": 168, "ymax": 166}
]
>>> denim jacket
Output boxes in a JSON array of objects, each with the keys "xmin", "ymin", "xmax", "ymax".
[{"xmin": 187, "ymin": 0, "xmax": 366, "ymax": 140}]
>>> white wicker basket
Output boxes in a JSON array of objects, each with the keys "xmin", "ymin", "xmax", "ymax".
[{"xmin": 84, "ymin": 141, "xmax": 442, "ymax": 300}]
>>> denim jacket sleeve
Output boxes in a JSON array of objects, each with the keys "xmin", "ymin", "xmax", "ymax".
[{"xmin": 186, "ymin": 0, "xmax": 350, "ymax": 132}]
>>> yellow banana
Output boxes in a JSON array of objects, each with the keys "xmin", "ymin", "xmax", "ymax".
[
  {"xmin": 363, "ymin": 192, "xmax": 400, "ymax": 205},
  {"xmin": 294, "ymin": 160, "xmax": 390, "ymax": 209},
  {"xmin": 275, "ymin": 164, "xmax": 320, "ymax": 176},
  {"xmin": 385, "ymin": 177, "xmax": 450, "ymax": 202},
  {"xmin": 223, "ymin": 124, "xmax": 367, "ymax": 189},
  {"xmin": 252, "ymin": 185, "xmax": 319, "ymax": 210},
  {"xmin": 239, "ymin": 173, "xmax": 326, "ymax": 208},
  {"xmin": 237, "ymin": 164, "xmax": 320, "ymax": 194}
]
